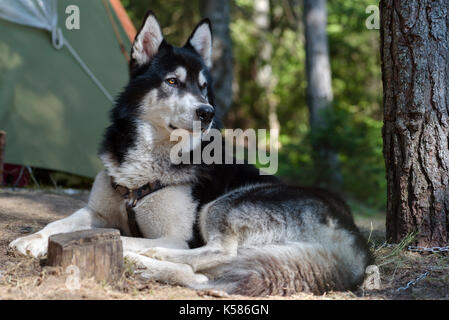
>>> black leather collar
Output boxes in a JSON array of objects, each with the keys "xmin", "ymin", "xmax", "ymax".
[
  {"xmin": 111, "ymin": 180, "xmax": 165, "ymax": 207},
  {"xmin": 111, "ymin": 179, "xmax": 165, "ymax": 237}
]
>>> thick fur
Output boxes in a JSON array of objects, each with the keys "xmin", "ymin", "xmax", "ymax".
[
  {"xmin": 197, "ymin": 185, "xmax": 371, "ymax": 295},
  {"xmin": 9, "ymin": 12, "xmax": 372, "ymax": 296}
]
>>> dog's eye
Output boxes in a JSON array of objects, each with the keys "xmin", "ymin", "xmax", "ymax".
[
  {"xmin": 200, "ymin": 82, "xmax": 207, "ymax": 90},
  {"xmin": 166, "ymin": 78, "xmax": 178, "ymax": 86}
]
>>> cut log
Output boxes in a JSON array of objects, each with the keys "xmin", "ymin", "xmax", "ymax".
[{"xmin": 47, "ymin": 228, "xmax": 123, "ymax": 283}]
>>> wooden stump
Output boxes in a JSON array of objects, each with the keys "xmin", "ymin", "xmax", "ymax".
[{"xmin": 47, "ymin": 228, "xmax": 123, "ymax": 283}]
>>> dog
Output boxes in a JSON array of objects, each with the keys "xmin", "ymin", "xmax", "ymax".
[{"xmin": 9, "ymin": 12, "xmax": 372, "ymax": 296}]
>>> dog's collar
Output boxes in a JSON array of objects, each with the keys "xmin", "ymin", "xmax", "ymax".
[
  {"xmin": 111, "ymin": 179, "xmax": 165, "ymax": 238},
  {"xmin": 111, "ymin": 180, "xmax": 165, "ymax": 207}
]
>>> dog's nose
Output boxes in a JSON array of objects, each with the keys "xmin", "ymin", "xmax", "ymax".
[{"xmin": 196, "ymin": 105, "xmax": 215, "ymax": 124}]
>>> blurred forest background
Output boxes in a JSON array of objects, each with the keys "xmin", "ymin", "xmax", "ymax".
[{"xmin": 120, "ymin": 0, "xmax": 384, "ymax": 210}]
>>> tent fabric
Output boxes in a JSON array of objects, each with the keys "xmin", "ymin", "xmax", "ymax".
[
  {"xmin": 0, "ymin": 0, "xmax": 58, "ymax": 32},
  {"xmin": 0, "ymin": 0, "xmax": 115, "ymax": 102},
  {"xmin": 0, "ymin": 0, "xmax": 132, "ymax": 177}
]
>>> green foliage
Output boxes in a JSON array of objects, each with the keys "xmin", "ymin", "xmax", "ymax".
[
  {"xmin": 328, "ymin": 1, "xmax": 382, "ymax": 121},
  {"xmin": 324, "ymin": 0, "xmax": 385, "ymax": 208},
  {"xmin": 120, "ymin": 0, "xmax": 200, "ymax": 44},
  {"xmin": 278, "ymin": 107, "xmax": 386, "ymax": 209}
]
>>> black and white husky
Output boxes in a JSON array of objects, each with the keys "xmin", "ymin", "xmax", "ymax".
[{"xmin": 9, "ymin": 12, "xmax": 372, "ymax": 296}]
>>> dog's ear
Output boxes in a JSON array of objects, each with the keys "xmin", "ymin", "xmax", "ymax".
[
  {"xmin": 185, "ymin": 19, "xmax": 212, "ymax": 68},
  {"xmin": 130, "ymin": 11, "xmax": 164, "ymax": 70}
]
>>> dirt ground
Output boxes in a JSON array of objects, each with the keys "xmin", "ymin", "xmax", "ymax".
[{"xmin": 0, "ymin": 188, "xmax": 448, "ymax": 300}]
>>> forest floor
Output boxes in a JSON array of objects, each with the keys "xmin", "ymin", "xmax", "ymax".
[{"xmin": 0, "ymin": 188, "xmax": 448, "ymax": 300}]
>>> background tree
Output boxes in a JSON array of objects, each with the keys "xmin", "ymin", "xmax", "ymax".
[
  {"xmin": 200, "ymin": 0, "xmax": 233, "ymax": 119},
  {"xmin": 381, "ymin": 0, "xmax": 449, "ymax": 246},
  {"xmin": 253, "ymin": 0, "xmax": 281, "ymax": 148},
  {"xmin": 303, "ymin": 0, "xmax": 342, "ymax": 185}
]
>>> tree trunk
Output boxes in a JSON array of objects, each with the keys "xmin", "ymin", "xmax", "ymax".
[
  {"xmin": 303, "ymin": 0, "xmax": 342, "ymax": 185},
  {"xmin": 254, "ymin": 0, "xmax": 281, "ymax": 149},
  {"xmin": 381, "ymin": 0, "xmax": 449, "ymax": 246},
  {"xmin": 200, "ymin": 0, "xmax": 233, "ymax": 119}
]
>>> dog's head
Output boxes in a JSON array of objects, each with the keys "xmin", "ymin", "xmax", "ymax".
[{"xmin": 125, "ymin": 11, "xmax": 216, "ymax": 137}]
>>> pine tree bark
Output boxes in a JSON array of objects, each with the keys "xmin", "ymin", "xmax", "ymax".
[
  {"xmin": 200, "ymin": 0, "xmax": 233, "ymax": 118},
  {"xmin": 381, "ymin": 0, "xmax": 449, "ymax": 246},
  {"xmin": 304, "ymin": 0, "xmax": 342, "ymax": 185}
]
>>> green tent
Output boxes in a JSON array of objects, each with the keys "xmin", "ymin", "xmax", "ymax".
[{"xmin": 0, "ymin": 0, "xmax": 133, "ymax": 177}]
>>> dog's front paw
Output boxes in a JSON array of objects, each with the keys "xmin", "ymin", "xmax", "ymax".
[
  {"xmin": 139, "ymin": 247, "xmax": 166, "ymax": 261},
  {"xmin": 190, "ymin": 273, "xmax": 209, "ymax": 285},
  {"xmin": 9, "ymin": 233, "xmax": 48, "ymax": 258}
]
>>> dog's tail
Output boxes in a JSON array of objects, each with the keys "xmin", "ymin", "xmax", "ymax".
[{"xmin": 195, "ymin": 242, "xmax": 370, "ymax": 296}]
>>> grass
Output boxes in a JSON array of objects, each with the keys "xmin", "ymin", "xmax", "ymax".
[{"xmin": 377, "ymin": 231, "xmax": 418, "ymax": 262}]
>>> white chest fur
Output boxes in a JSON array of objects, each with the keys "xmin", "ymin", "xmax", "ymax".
[{"xmin": 132, "ymin": 185, "xmax": 198, "ymax": 241}]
